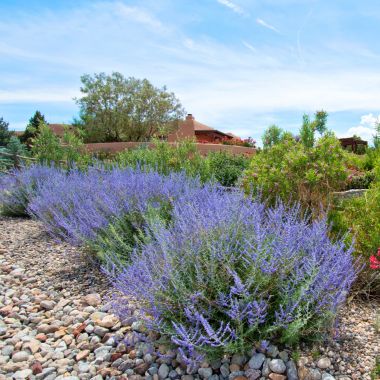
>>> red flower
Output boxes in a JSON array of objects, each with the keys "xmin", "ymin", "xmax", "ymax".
[{"xmin": 370, "ymin": 248, "xmax": 380, "ymax": 269}]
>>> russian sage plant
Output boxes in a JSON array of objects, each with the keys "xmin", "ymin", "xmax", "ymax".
[
  {"xmin": 0, "ymin": 165, "xmax": 63, "ymax": 216},
  {"xmin": 28, "ymin": 166, "xmax": 203, "ymax": 258},
  {"xmin": 105, "ymin": 187, "xmax": 358, "ymax": 363}
]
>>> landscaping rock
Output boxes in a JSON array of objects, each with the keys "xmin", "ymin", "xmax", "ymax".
[
  {"xmin": 0, "ymin": 216, "xmax": 377, "ymax": 380},
  {"xmin": 269, "ymin": 359, "xmax": 286, "ymax": 373},
  {"xmin": 248, "ymin": 353, "xmax": 266, "ymax": 369}
]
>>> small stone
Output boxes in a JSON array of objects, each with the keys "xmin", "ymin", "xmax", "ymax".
[
  {"xmin": 76, "ymin": 350, "xmax": 90, "ymax": 361},
  {"xmin": 286, "ymin": 360, "xmax": 298, "ymax": 380},
  {"xmin": 40, "ymin": 300, "xmax": 56, "ymax": 310},
  {"xmin": 12, "ymin": 351, "xmax": 30, "ymax": 362},
  {"xmin": 198, "ymin": 367, "xmax": 213, "ymax": 379},
  {"xmin": 158, "ymin": 363, "xmax": 170, "ymax": 379},
  {"xmin": 278, "ymin": 351, "xmax": 289, "ymax": 362},
  {"xmin": 83, "ymin": 293, "xmax": 102, "ymax": 306},
  {"xmin": 35, "ymin": 333, "xmax": 47, "ymax": 342},
  {"xmin": 78, "ymin": 361, "xmax": 90, "ymax": 373},
  {"xmin": 230, "ymin": 364, "xmax": 241, "ymax": 372},
  {"xmin": 135, "ymin": 362, "xmax": 150, "ymax": 375},
  {"xmin": 269, "ymin": 374, "xmax": 286, "ymax": 380},
  {"xmin": 248, "ymin": 353, "xmax": 266, "ymax": 370},
  {"xmin": 317, "ymin": 357, "xmax": 331, "ymax": 370},
  {"xmin": 93, "ymin": 326, "xmax": 108, "ymax": 337},
  {"xmin": 321, "ymin": 374, "xmax": 335, "ymax": 380},
  {"xmin": 267, "ymin": 345, "xmax": 279, "ymax": 358},
  {"xmin": 220, "ymin": 362, "xmax": 230, "ymax": 377},
  {"xmin": 37, "ymin": 324, "xmax": 60, "ymax": 334},
  {"xmin": 31, "ymin": 361, "xmax": 43, "ymax": 375},
  {"xmin": 13, "ymin": 369, "xmax": 33, "ymax": 379},
  {"xmin": 97, "ymin": 314, "xmax": 119, "ymax": 328},
  {"xmin": 269, "ymin": 359, "xmax": 286, "ymax": 374},
  {"xmin": 245, "ymin": 369, "xmax": 261, "ymax": 380},
  {"xmin": 231, "ymin": 354, "xmax": 246, "ymax": 366},
  {"xmin": 306, "ymin": 368, "xmax": 322, "ymax": 380}
]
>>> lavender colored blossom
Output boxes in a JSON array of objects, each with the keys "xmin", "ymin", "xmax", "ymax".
[
  {"xmin": 0, "ymin": 165, "xmax": 63, "ymax": 216},
  {"xmin": 105, "ymin": 184, "xmax": 359, "ymax": 360}
]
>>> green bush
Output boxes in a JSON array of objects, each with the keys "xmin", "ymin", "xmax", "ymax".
[
  {"xmin": 244, "ymin": 133, "xmax": 347, "ymax": 212},
  {"xmin": 116, "ymin": 139, "xmax": 211, "ymax": 181},
  {"xmin": 31, "ymin": 123, "xmax": 90, "ymax": 167},
  {"xmin": 116, "ymin": 139, "xmax": 249, "ymax": 186},
  {"xmin": 207, "ymin": 151, "xmax": 250, "ymax": 187},
  {"xmin": 329, "ymin": 184, "xmax": 380, "ymax": 295}
]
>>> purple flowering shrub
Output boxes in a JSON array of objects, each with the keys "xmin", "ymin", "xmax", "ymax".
[
  {"xmin": 105, "ymin": 188, "xmax": 358, "ymax": 362},
  {"xmin": 0, "ymin": 165, "xmax": 63, "ymax": 216},
  {"xmin": 28, "ymin": 167, "xmax": 203, "ymax": 259}
]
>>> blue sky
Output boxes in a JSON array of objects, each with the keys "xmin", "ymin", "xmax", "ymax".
[{"xmin": 1, "ymin": 0, "xmax": 380, "ymax": 145}]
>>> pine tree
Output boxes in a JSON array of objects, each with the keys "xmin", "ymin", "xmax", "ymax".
[
  {"xmin": 21, "ymin": 111, "xmax": 47, "ymax": 146},
  {"xmin": 0, "ymin": 117, "xmax": 11, "ymax": 146}
]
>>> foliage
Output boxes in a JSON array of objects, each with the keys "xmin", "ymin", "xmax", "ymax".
[
  {"xmin": 0, "ymin": 117, "xmax": 12, "ymax": 147},
  {"xmin": 374, "ymin": 122, "xmax": 380, "ymax": 150},
  {"xmin": 116, "ymin": 139, "xmax": 211, "ymax": 182},
  {"xmin": 299, "ymin": 111, "xmax": 327, "ymax": 149},
  {"xmin": 75, "ymin": 72, "xmax": 185, "ymax": 143},
  {"xmin": 222, "ymin": 137, "xmax": 256, "ymax": 148},
  {"xmin": 244, "ymin": 133, "xmax": 347, "ymax": 212},
  {"xmin": 0, "ymin": 136, "xmax": 29, "ymax": 169},
  {"xmin": 329, "ymin": 184, "xmax": 380, "ymax": 295},
  {"xmin": 262, "ymin": 125, "xmax": 284, "ymax": 149},
  {"xmin": 116, "ymin": 140, "xmax": 250, "ymax": 187},
  {"xmin": 31, "ymin": 123, "xmax": 90, "ymax": 167},
  {"xmin": 20, "ymin": 111, "xmax": 47, "ymax": 146},
  {"xmin": 105, "ymin": 187, "xmax": 357, "ymax": 363},
  {"xmin": 346, "ymin": 171, "xmax": 375, "ymax": 190},
  {"xmin": 207, "ymin": 151, "xmax": 250, "ymax": 187},
  {"xmin": 0, "ymin": 165, "xmax": 62, "ymax": 216},
  {"xmin": 31, "ymin": 123, "xmax": 63, "ymax": 163}
]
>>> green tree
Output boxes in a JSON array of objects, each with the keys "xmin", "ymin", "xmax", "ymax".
[
  {"xmin": 374, "ymin": 122, "xmax": 380, "ymax": 149},
  {"xmin": 31, "ymin": 123, "xmax": 64, "ymax": 163},
  {"xmin": 262, "ymin": 124, "xmax": 283, "ymax": 149},
  {"xmin": 300, "ymin": 110, "xmax": 328, "ymax": 148},
  {"xmin": 21, "ymin": 111, "xmax": 47, "ymax": 146},
  {"xmin": 0, "ymin": 117, "xmax": 12, "ymax": 146},
  {"xmin": 75, "ymin": 72, "xmax": 185, "ymax": 143}
]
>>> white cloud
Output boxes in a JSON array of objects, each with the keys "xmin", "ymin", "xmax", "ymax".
[
  {"xmin": 242, "ymin": 40, "xmax": 257, "ymax": 52},
  {"xmin": 360, "ymin": 113, "xmax": 380, "ymax": 127},
  {"xmin": 115, "ymin": 3, "xmax": 167, "ymax": 32},
  {"xmin": 217, "ymin": 0, "xmax": 247, "ymax": 16},
  {"xmin": 256, "ymin": 18, "xmax": 280, "ymax": 33},
  {"xmin": 338, "ymin": 113, "xmax": 380, "ymax": 143}
]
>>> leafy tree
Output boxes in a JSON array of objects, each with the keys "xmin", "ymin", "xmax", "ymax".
[
  {"xmin": 300, "ymin": 110, "xmax": 328, "ymax": 148},
  {"xmin": 75, "ymin": 72, "xmax": 185, "ymax": 143},
  {"xmin": 262, "ymin": 124, "xmax": 283, "ymax": 149},
  {"xmin": 374, "ymin": 122, "xmax": 380, "ymax": 149},
  {"xmin": 0, "ymin": 117, "xmax": 11, "ymax": 146},
  {"xmin": 244, "ymin": 132, "xmax": 347, "ymax": 213},
  {"xmin": 31, "ymin": 123, "xmax": 64, "ymax": 163},
  {"xmin": 21, "ymin": 111, "xmax": 47, "ymax": 146},
  {"xmin": 31, "ymin": 123, "xmax": 90, "ymax": 167}
]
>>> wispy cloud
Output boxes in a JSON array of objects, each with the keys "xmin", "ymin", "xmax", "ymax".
[
  {"xmin": 242, "ymin": 40, "xmax": 257, "ymax": 53},
  {"xmin": 256, "ymin": 18, "xmax": 280, "ymax": 33},
  {"xmin": 217, "ymin": 0, "xmax": 247, "ymax": 16},
  {"xmin": 115, "ymin": 3, "xmax": 167, "ymax": 32}
]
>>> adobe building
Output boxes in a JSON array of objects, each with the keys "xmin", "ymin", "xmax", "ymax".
[{"xmin": 168, "ymin": 114, "xmax": 235, "ymax": 143}]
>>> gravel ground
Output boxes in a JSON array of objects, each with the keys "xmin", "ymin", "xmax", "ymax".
[{"xmin": 0, "ymin": 217, "xmax": 379, "ymax": 380}]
